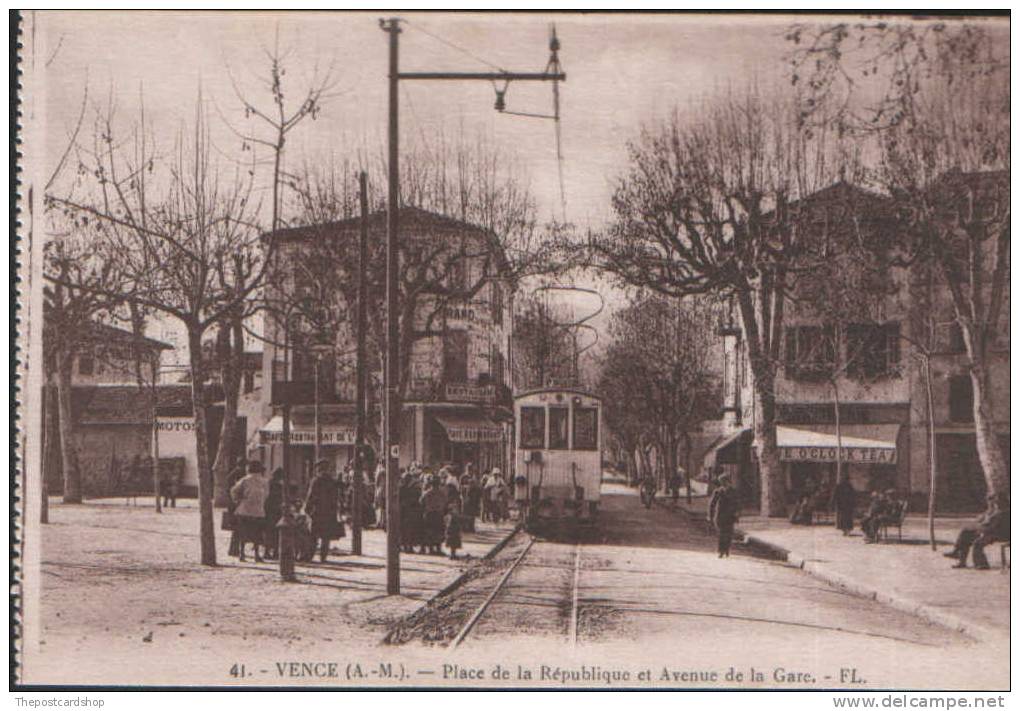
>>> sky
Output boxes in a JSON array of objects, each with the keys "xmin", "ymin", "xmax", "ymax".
[
  {"xmin": 35, "ymin": 11, "xmax": 803, "ymax": 227},
  {"xmin": 27, "ymin": 11, "xmax": 1006, "ymax": 363}
]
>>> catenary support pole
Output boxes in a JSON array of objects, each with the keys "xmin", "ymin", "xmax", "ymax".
[
  {"xmin": 383, "ymin": 18, "xmax": 402, "ymax": 595},
  {"xmin": 352, "ymin": 170, "xmax": 369, "ymax": 557}
]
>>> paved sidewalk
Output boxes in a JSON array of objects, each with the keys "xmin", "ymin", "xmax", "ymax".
[
  {"xmin": 666, "ymin": 495, "xmax": 1010, "ymax": 644},
  {"xmin": 24, "ymin": 498, "xmax": 517, "ymax": 685}
]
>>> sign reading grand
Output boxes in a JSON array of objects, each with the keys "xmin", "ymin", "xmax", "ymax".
[{"xmin": 779, "ymin": 446, "xmax": 897, "ymax": 464}]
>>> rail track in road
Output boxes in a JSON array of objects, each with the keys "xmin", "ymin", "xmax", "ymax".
[{"xmin": 451, "ymin": 536, "xmax": 584, "ymax": 648}]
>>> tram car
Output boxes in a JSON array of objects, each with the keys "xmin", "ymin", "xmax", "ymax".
[{"xmin": 513, "ymin": 387, "xmax": 603, "ymax": 532}]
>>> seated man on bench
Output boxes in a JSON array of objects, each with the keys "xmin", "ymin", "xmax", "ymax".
[{"xmin": 944, "ymin": 493, "xmax": 1010, "ymax": 570}]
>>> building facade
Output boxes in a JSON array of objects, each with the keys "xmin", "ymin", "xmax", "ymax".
[
  {"xmin": 257, "ymin": 207, "xmax": 514, "ymax": 488},
  {"xmin": 701, "ymin": 180, "xmax": 1009, "ymax": 513}
]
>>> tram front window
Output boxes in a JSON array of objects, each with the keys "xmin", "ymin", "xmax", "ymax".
[
  {"xmin": 549, "ymin": 407, "xmax": 569, "ymax": 449},
  {"xmin": 520, "ymin": 407, "xmax": 546, "ymax": 449},
  {"xmin": 573, "ymin": 407, "xmax": 598, "ymax": 450}
]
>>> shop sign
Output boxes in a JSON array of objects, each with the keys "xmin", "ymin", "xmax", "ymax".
[
  {"xmin": 445, "ymin": 425, "xmax": 503, "ymax": 443},
  {"xmin": 156, "ymin": 418, "xmax": 195, "ymax": 433},
  {"xmin": 779, "ymin": 446, "xmax": 897, "ymax": 464},
  {"xmin": 445, "ymin": 383, "xmax": 495, "ymax": 403},
  {"xmin": 260, "ymin": 428, "xmax": 357, "ymax": 446}
]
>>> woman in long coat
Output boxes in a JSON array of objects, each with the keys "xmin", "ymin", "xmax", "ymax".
[
  {"xmin": 831, "ymin": 477, "xmax": 857, "ymax": 536},
  {"xmin": 304, "ymin": 460, "xmax": 340, "ymax": 563},
  {"xmin": 399, "ymin": 473, "xmax": 423, "ymax": 553},
  {"xmin": 420, "ymin": 480, "xmax": 449, "ymax": 555}
]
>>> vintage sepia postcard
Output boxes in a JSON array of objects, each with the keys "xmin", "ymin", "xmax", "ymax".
[{"xmin": 14, "ymin": 10, "xmax": 1010, "ymax": 692}]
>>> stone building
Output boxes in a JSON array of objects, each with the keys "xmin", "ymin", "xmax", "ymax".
[
  {"xmin": 701, "ymin": 180, "xmax": 1009, "ymax": 513},
  {"xmin": 256, "ymin": 207, "xmax": 513, "ymax": 487}
]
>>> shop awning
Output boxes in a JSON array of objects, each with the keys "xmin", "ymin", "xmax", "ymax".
[
  {"xmin": 703, "ymin": 428, "xmax": 751, "ymax": 468},
  {"xmin": 258, "ymin": 415, "xmax": 357, "ymax": 446},
  {"xmin": 433, "ymin": 413, "xmax": 503, "ymax": 443},
  {"xmin": 777, "ymin": 424, "xmax": 900, "ymax": 464}
]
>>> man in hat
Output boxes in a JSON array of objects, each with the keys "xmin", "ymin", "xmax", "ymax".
[
  {"xmin": 708, "ymin": 473, "xmax": 739, "ymax": 558},
  {"xmin": 304, "ymin": 459, "xmax": 341, "ymax": 563}
]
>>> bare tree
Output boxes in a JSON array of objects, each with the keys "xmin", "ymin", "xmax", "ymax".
[
  {"xmin": 512, "ymin": 292, "xmax": 577, "ymax": 390},
  {"xmin": 598, "ymin": 294, "xmax": 719, "ymax": 495},
  {"xmin": 587, "ymin": 87, "xmax": 853, "ymax": 515},
  {"xmin": 46, "ymin": 91, "xmax": 267, "ymax": 566},
  {"xmin": 42, "ymin": 223, "xmax": 126, "ymax": 503},
  {"xmin": 789, "ymin": 20, "xmax": 1010, "ymax": 500},
  {"xmin": 279, "ymin": 135, "xmax": 561, "ymax": 410},
  {"xmin": 209, "ymin": 41, "xmax": 338, "ymax": 505}
]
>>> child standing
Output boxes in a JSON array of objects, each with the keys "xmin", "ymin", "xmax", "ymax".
[{"xmin": 444, "ymin": 503, "xmax": 463, "ymax": 559}]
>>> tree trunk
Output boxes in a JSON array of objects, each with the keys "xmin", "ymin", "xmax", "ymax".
[
  {"xmin": 41, "ymin": 382, "xmax": 55, "ymax": 523},
  {"xmin": 188, "ymin": 328, "xmax": 217, "ymax": 566},
  {"xmin": 682, "ymin": 430, "xmax": 693, "ymax": 504},
  {"xmin": 969, "ymin": 362, "xmax": 1009, "ymax": 499},
  {"xmin": 752, "ymin": 370, "xmax": 785, "ymax": 516},
  {"xmin": 55, "ymin": 355, "xmax": 81, "ymax": 503},
  {"xmin": 626, "ymin": 448, "xmax": 638, "ymax": 485},
  {"xmin": 212, "ymin": 316, "xmax": 243, "ymax": 507}
]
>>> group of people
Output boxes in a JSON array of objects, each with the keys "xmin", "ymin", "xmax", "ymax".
[
  {"xmin": 392, "ymin": 463, "xmax": 510, "ymax": 559},
  {"xmin": 225, "ymin": 458, "xmax": 511, "ymax": 564}
]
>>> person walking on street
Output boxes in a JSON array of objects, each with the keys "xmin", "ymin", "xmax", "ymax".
[
  {"xmin": 831, "ymin": 476, "xmax": 857, "ymax": 536},
  {"xmin": 230, "ymin": 460, "xmax": 269, "ymax": 563},
  {"xmin": 708, "ymin": 473, "xmax": 739, "ymax": 558},
  {"xmin": 304, "ymin": 459, "xmax": 342, "ymax": 563}
]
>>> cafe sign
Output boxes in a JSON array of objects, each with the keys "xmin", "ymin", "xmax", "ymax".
[
  {"xmin": 779, "ymin": 446, "xmax": 897, "ymax": 464},
  {"xmin": 260, "ymin": 427, "xmax": 357, "ymax": 446}
]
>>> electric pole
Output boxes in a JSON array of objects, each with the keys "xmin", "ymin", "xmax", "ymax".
[
  {"xmin": 352, "ymin": 170, "xmax": 369, "ymax": 557},
  {"xmin": 379, "ymin": 16, "xmax": 566, "ymax": 595}
]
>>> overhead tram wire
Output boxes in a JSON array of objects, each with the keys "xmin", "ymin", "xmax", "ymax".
[{"xmin": 405, "ymin": 19, "xmax": 569, "ymax": 222}]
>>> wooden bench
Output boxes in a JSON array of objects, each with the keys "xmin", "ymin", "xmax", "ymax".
[{"xmin": 879, "ymin": 501, "xmax": 910, "ymax": 542}]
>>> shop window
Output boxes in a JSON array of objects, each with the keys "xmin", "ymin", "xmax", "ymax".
[
  {"xmin": 948, "ymin": 375, "xmax": 974, "ymax": 423},
  {"xmin": 549, "ymin": 407, "xmax": 569, "ymax": 450},
  {"xmin": 846, "ymin": 323, "xmax": 900, "ymax": 379},
  {"xmin": 784, "ymin": 325, "xmax": 835, "ymax": 379},
  {"xmin": 573, "ymin": 407, "xmax": 598, "ymax": 451},
  {"xmin": 78, "ymin": 351, "xmax": 95, "ymax": 376},
  {"xmin": 520, "ymin": 407, "xmax": 545, "ymax": 449},
  {"xmin": 243, "ymin": 370, "xmax": 255, "ymax": 394}
]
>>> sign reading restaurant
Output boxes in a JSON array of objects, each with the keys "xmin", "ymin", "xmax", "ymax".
[
  {"xmin": 779, "ymin": 446, "xmax": 897, "ymax": 464},
  {"xmin": 445, "ymin": 383, "xmax": 496, "ymax": 403}
]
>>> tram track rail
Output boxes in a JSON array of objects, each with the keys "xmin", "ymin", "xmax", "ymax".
[{"xmin": 451, "ymin": 537, "xmax": 584, "ymax": 649}]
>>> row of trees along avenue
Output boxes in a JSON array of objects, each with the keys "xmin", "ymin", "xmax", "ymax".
[
  {"xmin": 42, "ymin": 41, "xmax": 561, "ymax": 563},
  {"xmin": 585, "ymin": 20, "xmax": 1008, "ymax": 515}
]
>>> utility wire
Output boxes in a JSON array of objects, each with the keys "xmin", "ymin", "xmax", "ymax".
[{"xmin": 404, "ymin": 19, "xmax": 505, "ymax": 72}]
